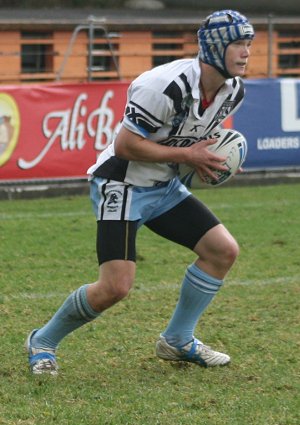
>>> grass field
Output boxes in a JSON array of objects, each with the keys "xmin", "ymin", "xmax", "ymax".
[{"xmin": 0, "ymin": 183, "xmax": 299, "ymax": 425}]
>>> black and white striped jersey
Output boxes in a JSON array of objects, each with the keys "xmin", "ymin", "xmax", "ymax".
[{"xmin": 88, "ymin": 58, "xmax": 245, "ymax": 187}]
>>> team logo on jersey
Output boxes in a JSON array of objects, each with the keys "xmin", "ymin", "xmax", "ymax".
[
  {"xmin": 213, "ymin": 100, "xmax": 235, "ymax": 126},
  {"xmin": 0, "ymin": 93, "xmax": 20, "ymax": 167}
]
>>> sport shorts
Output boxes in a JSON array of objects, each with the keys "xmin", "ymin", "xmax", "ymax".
[{"xmin": 90, "ymin": 177, "xmax": 220, "ymax": 264}]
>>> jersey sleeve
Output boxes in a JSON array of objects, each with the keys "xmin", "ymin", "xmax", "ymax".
[{"xmin": 122, "ymin": 84, "xmax": 173, "ymax": 138}]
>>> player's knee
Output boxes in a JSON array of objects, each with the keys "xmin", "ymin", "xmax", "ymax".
[
  {"xmin": 99, "ymin": 273, "xmax": 132, "ymax": 303},
  {"xmin": 195, "ymin": 225, "xmax": 239, "ymax": 269},
  {"xmin": 222, "ymin": 238, "xmax": 239, "ymax": 268},
  {"xmin": 207, "ymin": 239, "xmax": 239, "ymax": 277},
  {"xmin": 111, "ymin": 279, "xmax": 132, "ymax": 301},
  {"xmin": 204, "ymin": 235, "xmax": 239, "ymax": 273},
  {"xmin": 212, "ymin": 226, "xmax": 239, "ymax": 269},
  {"xmin": 88, "ymin": 273, "xmax": 133, "ymax": 311}
]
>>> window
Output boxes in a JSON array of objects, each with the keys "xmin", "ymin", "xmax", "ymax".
[
  {"xmin": 90, "ymin": 43, "xmax": 119, "ymax": 72},
  {"xmin": 152, "ymin": 32, "xmax": 183, "ymax": 67},
  {"xmin": 21, "ymin": 31, "xmax": 54, "ymax": 74},
  {"xmin": 277, "ymin": 31, "xmax": 300, "ymax": 76}
]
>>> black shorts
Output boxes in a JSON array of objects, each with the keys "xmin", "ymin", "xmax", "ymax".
[{"xmin": 96, "ymin": 194, "xmax": 220, "ymax": 265}]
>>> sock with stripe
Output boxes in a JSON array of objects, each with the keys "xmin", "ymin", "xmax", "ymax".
[
  {"xmin": 31, "ymin": 284, "xmax": 100, "ymax": 350},
  {"xmin": 162, "ymin": 263, "xmax": 223, "ymax": 348}
]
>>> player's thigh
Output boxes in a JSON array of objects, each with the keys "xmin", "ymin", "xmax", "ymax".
[
  {"xmin": 96, "ymin": 220, "xmax": 138, "ymax": 265},
  {"xmin": 145, "ymin": 194, "xmax": 220, "ymax": 250}
]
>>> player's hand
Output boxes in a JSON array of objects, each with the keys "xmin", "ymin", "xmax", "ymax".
[{"xmin": 186, "ymin": 138, "xmax": 229, "ymax": 182}]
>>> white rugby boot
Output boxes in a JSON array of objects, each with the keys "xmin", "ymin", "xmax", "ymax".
[
  {"xmin": 156, "ymin": 335, "xmax": 230, "ymax": 367},
  {"xmin": 25, "ymin": 329, "xmax": 58, "ymax": 375}
]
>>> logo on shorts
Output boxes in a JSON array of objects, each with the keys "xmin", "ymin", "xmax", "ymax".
[
  {"xmin": 0, "ymin": 93, "xmax": 20, "ymax": 167},
  {"xmin": 106, "ymin": 189, "xmax": 122, "ymax": 213},
  {"xmin": 107, "ymin": 193, "xmax": 118, "ymax": 205}
]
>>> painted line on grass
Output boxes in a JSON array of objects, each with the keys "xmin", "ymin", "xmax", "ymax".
[
  {"xmin": 228, "ymin": 275, "xmax": 298, "ymax": 286},
  {"xmin": 1, "ymin": 291, "xmax": 69, "ymax": 302},
  {"xmin": 2, "ymin": 276, "xmax": 297, "ymax": 303},
  {"xmin": 0, "ymin": 211, "xmax": 90, "ymax": 220},
  {"xmin": 1, "ymin": 199, "xmax": 299, "ymax": 221},
  {"xmin": 136, "ymin": 275, "xmax": 298, "ymax": 291}
]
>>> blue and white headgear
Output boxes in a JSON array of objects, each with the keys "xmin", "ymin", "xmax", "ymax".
[{"xmin": 198, "ymin": 10, "xmax": 254, "ymax": 78}]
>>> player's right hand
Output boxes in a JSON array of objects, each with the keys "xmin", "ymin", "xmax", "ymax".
[{"xmin": 185, "ymin": 138, "xmax": 228, "ymax": 182}]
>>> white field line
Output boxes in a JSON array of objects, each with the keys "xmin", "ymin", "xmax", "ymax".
[
  {"xmin": 0, "ymin": 211, "xmax": 90, "ymax": 220},
  {"xmin": 2, "ymin": 276, "xmax": 297, "ymax": 302},
  {"xmin": 0, "ymin": 199, "xmax": 298, "ymax": 221},
  {"xmin": 136, "ymin": 275, "xmax": 298, "ymax": 289},
  {"xmin": 228, "ymin": 275, "xmax": 298, "ymax": 286}
]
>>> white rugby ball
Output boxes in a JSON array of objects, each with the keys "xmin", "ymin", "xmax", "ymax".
[{"xmin": 178, "ymin": 128, "xmax": 247, "ymax": 188}]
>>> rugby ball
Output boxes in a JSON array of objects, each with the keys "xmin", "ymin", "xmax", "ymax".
[{"xmin": 178, "ymin": 128, "xmax": 247, "ymax": 188}]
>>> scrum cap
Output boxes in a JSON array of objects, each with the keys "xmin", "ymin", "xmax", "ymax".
[{"xmin": 198, "ymin": 10, "xmax": 254, "ymax": 78}]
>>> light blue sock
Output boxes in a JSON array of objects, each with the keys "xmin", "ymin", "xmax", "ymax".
[
  {"xmin": 162, "ymin": 263, "xmax": 223, "ymax": 348},
  {"xmin": 32, "ymin": 284, "xmax": 100, "ymax": 350}
]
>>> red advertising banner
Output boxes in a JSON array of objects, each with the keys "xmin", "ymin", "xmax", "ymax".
[{"xmin": 0, "ymin": 82, "xmax": 129, "ymax": 181}]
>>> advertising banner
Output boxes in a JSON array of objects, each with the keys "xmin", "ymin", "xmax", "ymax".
[
  {"xmin": 0, "ymin": 78, "xmax": 300, "ymax": 182},
  {"xmin": 235, "ymin": 78, "xmax": 300, "ymax": 170},
  {"xmin": 0, "ymin": 82, "xmax": 128, "ymax": 181}
]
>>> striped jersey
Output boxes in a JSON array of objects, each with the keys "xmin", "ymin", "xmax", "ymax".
[{"xmin": 87, "ymin": 58, "xmax": 245, "ymax": 186}]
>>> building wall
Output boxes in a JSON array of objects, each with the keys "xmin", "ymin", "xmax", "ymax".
[{"xmin": 0, "ymin": 24, "xmax": 299, "ymax": 84}]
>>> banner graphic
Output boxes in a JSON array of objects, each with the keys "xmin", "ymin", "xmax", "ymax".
[
  {"xmin": 0, "ymin": 79, "xmax": 299, "ymax": 182},
  {"xmin": 0, "ymin": 82, "xmax": 128, "ymax": 181},
  {"xmin": 234, "ymin": 78, "xmax": 300, "ymax": 170}
]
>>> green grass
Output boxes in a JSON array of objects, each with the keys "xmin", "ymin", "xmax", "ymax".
[{"xmin": 0, "ymin": 184, "xmax": 299, "ymax": 425}]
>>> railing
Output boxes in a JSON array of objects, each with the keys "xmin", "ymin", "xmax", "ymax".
[{"xmin": 56, "ymin": 16, "xmax": 121, "ymax": 81}]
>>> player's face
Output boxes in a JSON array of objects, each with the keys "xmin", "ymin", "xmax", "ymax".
[{"xmin": 225, "ymin": 40, "xmax": 252, "ymax": 77}]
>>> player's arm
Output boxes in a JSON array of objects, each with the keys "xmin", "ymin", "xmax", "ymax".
[{"xmin": 114, "ymin": 125, "xmax": 228, "ymax": 180}]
